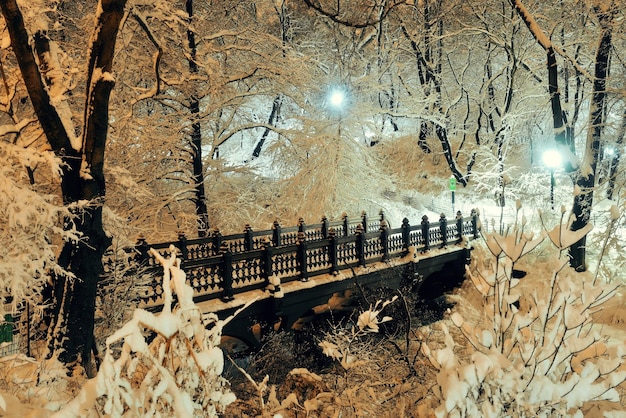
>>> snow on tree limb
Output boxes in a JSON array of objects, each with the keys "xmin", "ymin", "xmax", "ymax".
[
  {"xmin": 509, "ymin": 0, "xmax": 552, "ymax": 51},
  {"xmin": 0, "ymin": 0, "xmax": 76, "ymax": 153}
]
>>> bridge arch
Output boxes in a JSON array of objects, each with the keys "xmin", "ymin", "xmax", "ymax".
[{"xmin": 218, "ymin": 247, "xmax": 471, "ymax": 350}]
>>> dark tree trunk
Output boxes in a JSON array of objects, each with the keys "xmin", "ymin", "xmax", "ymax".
[
  {"xmin": 187, "ymin": 0, "xmax": 209, "ymax": 236},
  {"xmin": 253, "ymin": 2, "xmax": 290, "ymax": 158},
  {"xmin": 252, "ymin": 95, "xmax": 282, "ymax": 158},
  {"xmin": 607, "ymin": 110, "xmax": 625, "ymax": 200},
  {"xmin": 418, "ymin": 121, "xmax": 432, "ymax": 153},
  {"xmin": 1, "ymin": 0, "xmax": 126, "ymax": 374},
  {"xmin": 569, "ymin": 6, "xmax": 614, "ymax": 271},
  {"xmin": 400, "ymin": 5, "xmax": 465, "ymax": 184},
  {"xmin": 510, "ymin": 0, "xmax": 575, "ymax": 171},
  {"xmin": 546, "ymin": 46, "xmax": 575, "ymax": 161}
]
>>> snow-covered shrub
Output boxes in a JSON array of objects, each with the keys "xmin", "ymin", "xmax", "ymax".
[
  {"xmin": 318, "ymin": 297, "xmax": 397, "ymax": 370},
  {"xmin": 421, "ymin": 206, "xmax": 626, "ymax": 417},
  {"xmin": 585, "ymin": 202, "xmax": 626, "ymax": 284},
  {"xmin": 94, "ymin": 208, "xmax": 157, "ymax": 354},
  {"xmin": 0, "ymin": 141, "xmax": 77, "ymax": 318},
  {"xmin": 55, "ymin": 246, "xmax": 238, "ymax": 417}
]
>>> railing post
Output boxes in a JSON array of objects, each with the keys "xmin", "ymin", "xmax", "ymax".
[
  {"xmin": 220, "ymin": 242, "xmax": 234, "ymax": 301},
  {"xmin": 342, "ymin": 212, "xmax": 349, "ymax": 236},
  {"xmin": 380, "ymin": 219, "xmax": 389, "ymax": 261},
  {"xmin": 135, "ymin": 234, "xmax": 150, "ymax": 264},
  {"xmin": 321, "ymin": 215, "xmax": 329, "ymax": 239},
  {"xmin": 401, "ymin": 218, "xmax": 410, "ymax": 250},
  {"xmin": 439, "ymin": 213, "xmax": 447, "ymax": 248},
  {"xmin": 244, "ymin": 224, "xmax": 254, "ymax": 251},
  {"xmin": 272, "ymin": 220, "xmax": 282, "ymax": 246},
  {"xmin": 361, "ymin": 211, "xmax": 368, "ymax": 233},
  {"xmin": 356, "ymin": 223, "xmax": 366, "ymax": 267},
  {"xmin": 421, "ymin": 215, "xmax": 430, "ymax": 253},
  {"xmin": 177, "ymin": 231, "xmax": 188, "ymax": 261},
  {"xmin": 456, "ymin": 211, "xmax": 463, "ymax": 244},
  {"xmin": 471, "ymin": 208, "xmax": 479, "ymax": 239},
  {"xmin": 328, "ymin": 228, "xmax": 338, "ymax": 274},
  {"xmin": 212, "ymin": 229, "xmax": 222, "ymax": 256},
  {"xmin": 297, "ymin": 231, "xmax": 308, "ymax": 281},
  {"xmin": 262, "ymin": 238, "xmax": 274, "ymax": 285}
]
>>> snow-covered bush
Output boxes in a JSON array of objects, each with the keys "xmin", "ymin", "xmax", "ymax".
[
  {"xmin": 0, "ymin": 141, "xmax": 76, "ymax": 318},
  {"xmin": 586, "ymin": 202, "xmax": 626, "ymax": 284},
  {"xmin": 421, "ymin": 206, "xmax": 626, "ymax": 417},
  {"xmin": 318, "ymin": 297, "xmax": 397, "ymax": 370},
  {"xmin": 54, "ymin": 246, "xmax": 237, "ymax": 417}
]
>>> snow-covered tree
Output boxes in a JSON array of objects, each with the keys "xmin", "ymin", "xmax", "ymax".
[{"xmin": 0, "ymin": 0, "xmax": 127, "ymax": 373}]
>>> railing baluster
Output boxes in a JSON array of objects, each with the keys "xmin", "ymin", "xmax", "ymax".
[
  {"xmin": 456, "ymin": 211, "xmax": 463, "ymax": 244},
  {"xmin": 471, "ymin": 208, "xmax": 479, "ymax": 239},
  {"xmin": 401, "ymin": 218, "xmax": 410, "ymax": 250},
  {"xmin": 328, "ymin": 228, "xmax": 338, "ymax": 274},
  {"xmin": 262, "ymin": 238, "xmax": 273, "ymax": 285},
  {"xmin": 244, "ymin": 224, "xmax": 253, "ymax": 251},
  {"xmin": 177, "ymin": 231, "xmax": 188, "ymax": 262},
  {"xmin": 439, "ymin": 213, "xmax": 447, "ymax": 248},
  {"xmin": 220, "ymin": 242, "xmax": 234, "ymax": 301},
  {"xmin": 361, "ymin": 211, "xmax": 368, "ymax": 233},
  {"xmin": 356, "ymin": 223, "xmax": 366, "ymax": 267},
  {"xmin": 212, "ymin": 229, "xmax": 222, "ymax": 256},
  {"xmin": 421, "ymin": 215, "xmax": 430, "ymax": 253},
  {"xmin": 321, "ymin": 215, "xmax": 329, "ymax": 239},
  {"xmin": 272, "ymin": 220, "xmax": 282, "ymax": 246},
  {"xmin": 297, "ymin": 231, "xmax": 308, "ymax": 281},
  {"xmin": 380, "ymin": 219, "xmax": 389, "ymax": 261}
]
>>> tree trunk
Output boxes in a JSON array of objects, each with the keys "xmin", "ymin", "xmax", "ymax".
[
  {"xmin": 510, "ymin": 0, "xmax": 575, "ymax": 171},
  {"xmin": 606, "ymin": 109, "xmax": 625, "ymax": 200},
  {"xmin": 253, "ymin": 1, "xmax": 290, "ymax": 158},
  {"xmin": 569, "ymin": 5, "xmax": 615, "ymax": 270},
  {"xmin": 400, "ymin": 5, "xmax": 466, "ymax": 184},
  {"xmin": 0, "ymin": 0, "xmax": 126, "ymax": 374},
  {"xmin": 252, "ymin": 95, "xmax": 282, "ymax": 158},
  {"xmin": 187, "ymin": 0, "xmax": 209, "ymax": 237}
]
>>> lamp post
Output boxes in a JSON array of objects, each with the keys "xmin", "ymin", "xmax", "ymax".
[{"xmin": 542, "ymin": 149, "xmax": 562, "ymax": 210}]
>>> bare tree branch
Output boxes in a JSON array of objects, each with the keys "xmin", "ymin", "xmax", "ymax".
[{"xmin": 301, "ymin": 0, "xmax": 407, "ymax": 28}]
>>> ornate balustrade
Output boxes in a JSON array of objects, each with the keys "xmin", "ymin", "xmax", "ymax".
[{"xmin": 104, "ymin": 210, "xmax": 480, "ymax": 308}]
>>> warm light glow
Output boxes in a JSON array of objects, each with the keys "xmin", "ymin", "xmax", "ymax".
[
  {"xmin": 542, "ymin": 149, "xmax": 562, "ymax": 169},
  {"xmin": 329, "ymin": 89, "xmax": 345, "ymax": 108}
]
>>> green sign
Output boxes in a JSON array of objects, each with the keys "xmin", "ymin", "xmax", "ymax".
[
  {"xmin": 449, "ymin": 177, "xmax": 457, "ymax": 191},
  {"xmin": 0, "ymin": 314, "xmax": 13, "ymax": 344}
]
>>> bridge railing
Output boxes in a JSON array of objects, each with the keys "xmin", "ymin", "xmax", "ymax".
[{"xmin": 109, "ymin": 209, "xmax": 480, "ymax": 308}]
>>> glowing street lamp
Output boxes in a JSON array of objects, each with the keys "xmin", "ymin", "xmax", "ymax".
[
  {"xmin": 329, "ymin": 89, "xmax": 346, "ymax": 110},
  {"xmin": 542, "ymin": 149, "xmax": 562, "ymax": 210},
  {"xmin": 328, "ymin": 88, "xmax": 347, "ymax": 139}
]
